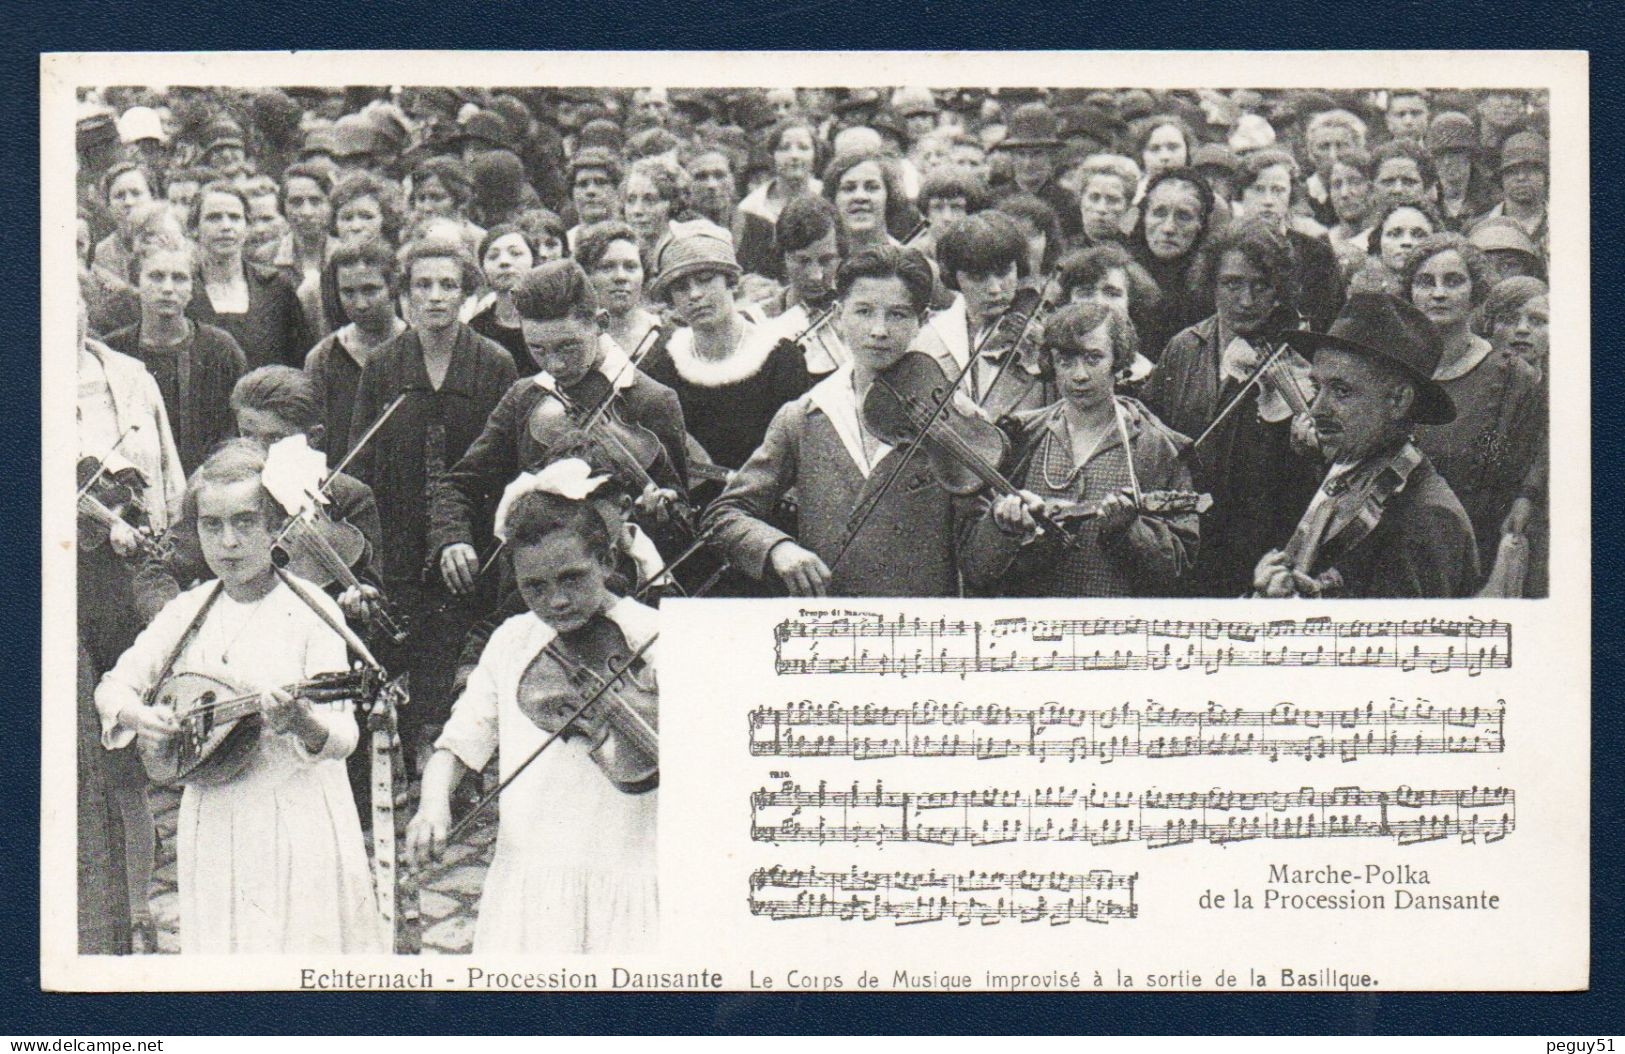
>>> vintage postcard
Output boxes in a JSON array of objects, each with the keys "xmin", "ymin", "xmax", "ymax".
[{"xmin": 40, "ymin": 49, "xmax": 1588, "ymax": 991}]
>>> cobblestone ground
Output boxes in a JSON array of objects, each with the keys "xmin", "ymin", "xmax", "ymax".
[{"xmin": 145, "ymin": 762, "xmax": 498, "ymax": 955}]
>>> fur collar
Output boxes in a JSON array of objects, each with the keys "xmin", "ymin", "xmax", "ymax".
[{"xmin": 664, "ymin": 321, "xmax": 772, "ymax": 388}]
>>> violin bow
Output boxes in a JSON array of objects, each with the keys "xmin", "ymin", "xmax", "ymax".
[
  {"xmin": 579, "ymin": 325, "xmax": 665, "ymax": 436},
  {"xmin": 434, "ymin": 632, "xmax": 660, "ymax": 854},
  {"xmin": 1181, "ymin": 336, "xmax": 1298, "ymax": 459},
  {"xmin": 1111, "ymin": 397, "xmax": 1143, "ymax": 507},
  {"xmin": 630, "ymin": 523, "xmax": 724, "ymax": 601},
  {"xmin": 75, "ymin": 422, "xmax": 143, "ymax": 502},
  {"xmin": 327, "ymin": 391, "xmax": 409, "ymax": 486},
  {"xmin": 272, "ymin": 566, "xmax": 409, "ymax": 948},
  {"xmin": 974, "ymin": 276, "xmax": 1060, "ymax": 412},
  {"xmin": 826, "ymin": 296, "xmax": 1037, "ymax": 578}
]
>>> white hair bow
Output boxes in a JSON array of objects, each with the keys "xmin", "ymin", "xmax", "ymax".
[{"xmin": 493, "ymin": 457, "xmax": 608, "ymax": 542}]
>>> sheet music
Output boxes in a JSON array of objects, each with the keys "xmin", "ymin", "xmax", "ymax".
[
  {"xmin": 773, "ymin": 614, "xmax": 1512, "ymax": 676},
  {"xmin": 653, "ymin": 597, "xmax": 1585, "ymax": 993}
]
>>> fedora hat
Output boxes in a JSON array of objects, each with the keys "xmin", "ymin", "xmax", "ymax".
[{"xmin": 1286, "ymin": 292, "xmax": 1455, "ymax": 424}]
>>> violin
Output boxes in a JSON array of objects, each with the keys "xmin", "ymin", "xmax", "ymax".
[
  {"xmin": 271, "ymin": 507, "xmax": 411, "ymax": 645},
  {"xmin": 517, "ymin": 614, "xmax": 659, "ymax": 794},
  {"xmin": 76, "ymin": 455, "xmax": 165, "ymax": 560},
  {"xmin": 525, "ymin": 372, "xmax": 686, "ymax": 524},
  {"xmin": 863, "ymin": 353, "xmax": 1011, "ymax": 496},
  {"xmin": 261, "ymin": 435, "xmax": 410, "ymax": 645},
  {"xmin": 862, "ymin": 352, "xmax": 1078, "ymax": 546},
  {"xmin": 1045, "ymin": 489, "xmax": 1214, "ymax": 526}
]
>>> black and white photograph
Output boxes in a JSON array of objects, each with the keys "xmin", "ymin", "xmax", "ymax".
[{"xmin": 43, "ymin": 50, "xmax": 1585, "ymax": 994}]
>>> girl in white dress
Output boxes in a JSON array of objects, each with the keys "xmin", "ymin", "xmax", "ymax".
[
  {"xmin": 408, "ymin": 460, "xmax": 659, "ymax": 954},
  {"xmin": 95, "ymin": 440, "xmax": 387, "ymax": 954}
]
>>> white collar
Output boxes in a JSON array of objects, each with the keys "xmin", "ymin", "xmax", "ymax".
[
  {"xmin": 533, "ymin": 335, "xmax": 637, "ymax": 393},
  {"xmin": 806, "ymin": 365, "xmax": 893, "ymax": 477},
  {"xmin": 917, "ymin": 294, "xmax": 969, "ymax": 368},
  {"xmin": 664, "ymin": 321, "xmax": 771, "ymax": 388}
]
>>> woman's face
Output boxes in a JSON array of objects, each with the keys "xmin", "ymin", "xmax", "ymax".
[
  {"xmin": 1143, "ymin": 124, "xmax": 1188, "ymax": 177},
  {"xmin": 835, "ymin": 160, "xmax": 887, "ymax": 236},
  {"xmin": 1214, "ymin": 248, "xmax": 1277, "ymax": 336},
  {"xmin": 109, "ymin": 169, "xmax": 153, "ymax": 228},
  {"xmin": 195, "ymin": 190, "xmax": 247, "ymax": 258},
  {"xmin": 1143, "ymin": 179, "xmax": 1204, "ymax": 260},
  {"xmin": 1053, "ymin": 321, "xmax": 1117, "ymax": 412},
  {"xmin": 1491, "ymin": 294, "xmax": 1550, "ymax": 363},
  {"xmin": 482, "ymin": 232, "xmax": 534, "ymax": 294},
  {"xmin": 1379, "ymin": 206, "xmax": 1433, "ymax": 273},
  {"xmin": 1410, "ymin": 248, "xmax": 1475, "ymax": 329},
  {"xmin": 196, "ymin": 478, "xmax": 276, "ymax": 596},
  {"xmin": 774, "ymin": 127, "xmax": 817, "ymax": 182},
  {"xmin": 336, "ymin": 194, "xmax": 385, "ymax": 246},
  {"xmin": 590, "ymin": 238, "xmax": 643, "ymax": 314},
  {"xmin": 912, "ymin": 137, "xmax": 949, "ymax": 176},
  {"xmin": 1241, "ymin": 164, "xmax": 1293, "ymax": 229},
  {"xmin": 534, "ymin": 230, "xmax": 566, "ymax": 264},
  {"xmin": 1328, "ymin": 162, "xmax": 1372, "ymax": 225},
  {"xmin": 136, "ymin": 248, "xmax": 194, "ymax": 318},
  {"xmin": 622, "ymin": 173, "xmax": 671, "ymax": 243},
  {"xmin": 283, "ymin": 176, "xmax": 332, "ymax": 239},
  {"xmin": 411, "ymin": 174, "xmax": 457, "ymax": 220},
  {"xmin": 1070, "ymin": 266, "xmax": 1131, "ymax": 317},
  {"xmin": 406, "ymin": 255, "xmax": 466, "ymax": 333},
  {"xmin": 669, "ymin": 270, "xmax": 734, "ymax": 329},
  {"xmin": 927, "ymin": 194, "xmax": 967, "ymax": 228},
  {"xmin": 1080, "ymin": 173, "xmax": 1129, "ymax": 241},
  {"xmin": 246, "ymin": 194, "xmax": 286, "ymax": 253}
]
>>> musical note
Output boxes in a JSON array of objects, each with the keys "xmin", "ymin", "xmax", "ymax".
[
  {"xmin": 749, "ymin": 698, "xmax": 1505, "ymax": 763},
  {"xmin": 774, "ymin": 615, "xmax": 1512, "ymax": 677},
  {"xmin": 747, "ymin": 865, "xmax": 1138, "ymax": 925},
  {"xmin": 750, "ymin": 780, "xmax": 1515, "ymax": 848}
]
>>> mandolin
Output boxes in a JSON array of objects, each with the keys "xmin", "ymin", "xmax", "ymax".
[{"xmin": 138, "ymin": 667, "xmax": 385, "ymax": 787}]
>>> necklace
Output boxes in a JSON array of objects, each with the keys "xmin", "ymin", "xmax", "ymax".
[
  {"xmin": 1038, "ymin": 412, "xmax": 1114, "ymax": 491},
  {"xmin": 214, "ymin": 583, "xmax": 277, "ymax": 666}
]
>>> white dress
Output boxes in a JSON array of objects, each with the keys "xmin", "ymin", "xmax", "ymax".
[
  {"xmin": 436, "ymin": 597, "xmax": 659, "ymax": 955},
  {"xmin": 95, "ymin": 579, "xmax": 388, "ymax": 954}
]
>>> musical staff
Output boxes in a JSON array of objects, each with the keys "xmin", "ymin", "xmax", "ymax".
[
  {"xmin": 749, "ymin": 698, "xmax": 1505, "ymax": 763},
  {"xmin": 773, "ymin": 614, "xmax": 1511, "ymax": 677},
  {"xmin": 748, "ymin": 865, "xmax": 1138, "ymax": 926},
  {"xmin": 751, "ymin": 780, "xmax": 1515, "ymax": 848}
]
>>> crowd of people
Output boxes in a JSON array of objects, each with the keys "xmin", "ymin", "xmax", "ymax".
[{"xmin": 72, "ymin": 82, "xmax": 1554, "ymax": 958}]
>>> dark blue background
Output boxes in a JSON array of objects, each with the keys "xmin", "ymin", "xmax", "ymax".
[{"xmin": 7, "ymin": 0, "xmax": 1617, "ymax": 1035}]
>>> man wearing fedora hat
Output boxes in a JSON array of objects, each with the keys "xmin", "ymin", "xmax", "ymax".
[
  {"xmin": 1254, "ymin": 292, "xmax": 1479, "ymax": 598},
  {"xmin": 993, "ymin": 101, "xmax": 1082, "ymax": 240}
]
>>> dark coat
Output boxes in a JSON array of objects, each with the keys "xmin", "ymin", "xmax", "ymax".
[
  {"xmin": 1141, "ymin": 315, "xmax": 1322, "ymax": 596},
  {"xmin": 425, "ymin": 367, "xmax": 689, "ymax": 560},
  {"xmin": 1307, "ymin": 451, "xmax": 1480, "ymax": 598},
  {"xmin": 1288, "ymin": 229, "xmax": 1347, "ymax": 332},
  {"xmin": 344, "ymin": 323, "xmax": 518, "ymax": 586},
  {"xmin": 103, "ymin": 320, "xmax": 249, "ymax": 475},
  {"xmin": 186, "ymin": 261, "xmax": 312, "ymax": 370}
]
